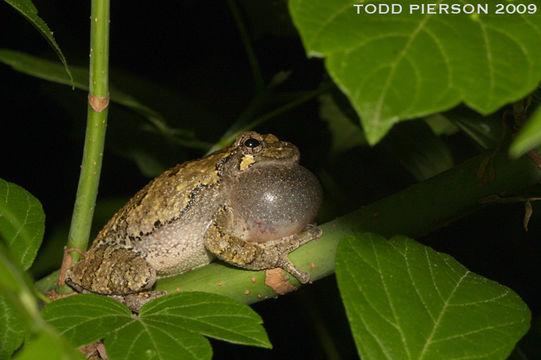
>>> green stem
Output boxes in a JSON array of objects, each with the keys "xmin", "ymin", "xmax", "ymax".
[{"xmin": 66, "ymin": 0, "xmax": 110, "ymax": 258}]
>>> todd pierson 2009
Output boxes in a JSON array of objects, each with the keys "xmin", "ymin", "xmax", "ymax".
[{"xmin": 352, "ymin": 3, "xmax": 537, "ymax": 15}]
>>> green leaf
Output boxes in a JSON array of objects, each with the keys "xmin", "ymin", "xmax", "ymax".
[
  {"xmin": 42, "ymin": 295, "xmax": 131, "ymax": 346},
  {"xmin": 0, "ymin": 178, "xmax": 45, "ymax": 270},
  {"xmin": 0, "ymin": 49, "xmax": 208, "ymax": 150},
  {"xmin": 0, "ymin": 49, "xmax": 86, "ymax": 88},
  {"xmin": 0, "ymin": 245, "xmax": 63, "ymax": 359},
  {"xmin": 335, "ymin": 233, "xmax": 530, "ymax": 359},
  {"xmin": 510, "ymin": 106, "xmax": 541, "ymax": 157},
  {"xmin": 14, "ymin": 329, "xmax": 83, "ymax": 360},
  {"xmin": 3, "ymin": 0, "xmax": 73, "ymax": 84},
  {"xmin": 43, "ymin": 292, "xmax": 271, "ymax": 360},
  {"xmin": 0, "ymin": 295, "xmax": 27, "ymax": 359},
  {"xmin": 0, "ymin": 243, "xmax": 42, "ymax": 332},
  {"xmin": 0, "ymin": 49, "xmax": 151, "ymax": 120},
  {"xmin": 0, "ymin": 244, "xmax": 79, "ymax": 360},
  {"xmin": 141, "ymin": 292, "xmax": 270, "ymax": 348},
  {"xmin": 289, "ymin": 0, "xmax": 541, "ymax": 144},
  {"xmin": 382, "ymin": 121, "xmax": 454, "ymax": 181}
]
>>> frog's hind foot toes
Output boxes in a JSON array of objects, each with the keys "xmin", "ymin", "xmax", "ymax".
[
  {"xmin": 120, "ymin": 290, "xmax": 168, "ymax": 313},
  {"xmin": 298, "ymin": 225, "xmax": 323, "ymax": 246},
  {"xmin": 277, "ymin": 257, "xmax": 311, "ymax": 284}
]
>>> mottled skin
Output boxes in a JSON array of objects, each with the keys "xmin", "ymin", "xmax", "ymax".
[{"xmin": 65, "ymin": 131, "xmax": 322, "ymax": 300}]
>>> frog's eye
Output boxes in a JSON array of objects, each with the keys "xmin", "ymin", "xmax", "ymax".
[{"xmin": 244, "ymin": 138, "xmax": 261, "ymax": 149}]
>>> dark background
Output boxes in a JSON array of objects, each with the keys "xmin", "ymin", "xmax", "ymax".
[{"xmin": 2, "ymin": 1, "xmax": 540, "ymax": 358}]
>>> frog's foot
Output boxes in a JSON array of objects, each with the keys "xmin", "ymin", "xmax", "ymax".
[
  {"xmin": 79, "ymin": 340, "xmax": 107, "ymax": 360},
  {"xmin": 259, "ymin": 226, "xmax": 322, "ymax": 284},
  {"xmin": 45, "ymin": 289, "xmax": 79, "ymax": 302},
  {"xmin": 58, "ymin": 247, "xmax": 87, "ymax": 286},
  {"xmin": 275, "ymin": 256, "xmax": 310, "ymax": 284},
  {"xmin": 113, "ymin": 290, "xmax": 167, "ymax": 313}
]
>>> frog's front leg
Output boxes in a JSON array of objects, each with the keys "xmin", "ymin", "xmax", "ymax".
[
  {"xmin": 65, "ymin": 245, "xmax": 156, "ymax": 295},
  {"xmin": 204, "ymin": 206, "xmax": 322, "ymax": 283}
]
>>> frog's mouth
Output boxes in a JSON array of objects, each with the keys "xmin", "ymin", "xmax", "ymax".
[
  {"xmin": 259, "ymin": 141, "xmax": 300, "ymax": 162},
  {"xmin": 248, "ymin": 157, "xmax": 301, "ymax": 174}
]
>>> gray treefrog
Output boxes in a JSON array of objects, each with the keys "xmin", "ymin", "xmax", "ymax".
[{"xmin": 65, "ymin": 131, "xmax": 322, "ymax": 308}]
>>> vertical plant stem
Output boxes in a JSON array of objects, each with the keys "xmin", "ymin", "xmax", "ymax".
[{"xmin": 66, "ymin": 0, "xmax": 110, "ymax": 260}]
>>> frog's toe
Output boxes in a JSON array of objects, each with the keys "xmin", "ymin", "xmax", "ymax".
[
  {"xmin": 295, "ymin": 270, "xmax": 311, "ymax": 284},
  {"xmin": 305, "ymin": 224, "xmax": 323, "ymax": 238},
  {"xmin": 277, "ymin": 256, "xmax": 311, "ymax": 284}
]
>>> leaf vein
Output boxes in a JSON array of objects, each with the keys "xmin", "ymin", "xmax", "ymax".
[
  {"xmin": 419, "ymin": 269, "xmax": 470, "ymax": 359},
  {"xmin": 371, "ymin": 236, "xmax": 411, "ymax": 357}
]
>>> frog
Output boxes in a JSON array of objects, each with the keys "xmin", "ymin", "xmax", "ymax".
[{"xmin": 64, "ymin": 131, "xmax": 323, "ymax": 309}]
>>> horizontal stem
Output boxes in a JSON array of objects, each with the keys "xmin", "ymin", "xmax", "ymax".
[{"xmin": 155, "ymin": 146, "xmax": 541, "ymax": 303}]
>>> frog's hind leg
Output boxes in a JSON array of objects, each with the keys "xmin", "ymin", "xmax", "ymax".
[
  {"xmin": 65, "ymin": 245, "xmax": 156, "ymax": 296},
  {"xmin": 204, "ymin": 207, "xmax": 322, "ymax": 284}
]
